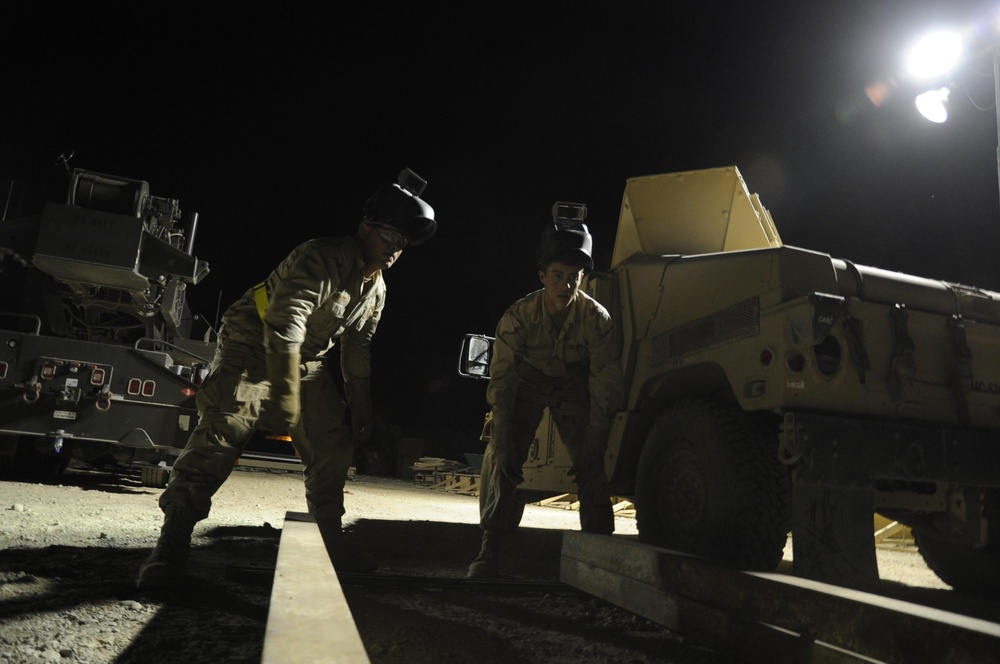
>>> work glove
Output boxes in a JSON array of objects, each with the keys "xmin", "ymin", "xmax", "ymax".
[
  {"xmin": 491, "ymin": 421, "xmax": 524, "ymax": 484},
  {"xmin": 345, "ymin": 378, "xmax": 373, "ymax": 445},
  {"xmin": 568, "ymin": 425, "xmax": 609, "ymax": 482},
  {"xmin": 256, "ymin": 351, "xmax": 302, "ymax": 437}
]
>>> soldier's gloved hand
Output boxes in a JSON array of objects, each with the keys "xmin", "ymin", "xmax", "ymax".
[
  {"xmin": 257, "ymin": 398, "xmax": 298, "ymax": 437},
  {"xmin": 256, "ymin": 351, "xmax": 302, "ymax": 437},
  {"xmin": 496, "ymin": 444, "xmax": 524, "ymax": 484},
  {"xmin": 568, "ymin": 425, "xmax": 609, "ymax": 482},
  {"xmin": 345, "ymin": 378, "xmax": 373, "ymax": 445},
  {"xmin": 490, "ymin": 420, "xmax": 523, "ymax": 484}
]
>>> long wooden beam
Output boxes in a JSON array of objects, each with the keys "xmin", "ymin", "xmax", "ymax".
[
  {"xmin": 262, "ymin": 512, "xmax": 370, "ymax": 663},
  {"xmin": 560, "ymin": 532, "xmax": 1000, "ymax": 664}
]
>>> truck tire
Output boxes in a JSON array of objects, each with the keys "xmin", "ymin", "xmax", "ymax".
[
  {"xmin": 914, "ymin": 531, "xmax": 1000, "ymax": 596},
  {"xmin": 912, "ymin": 492, "xmax": 1000, "ymax": 597},
  {"xmin": 140, "ymin": 466, "xmax": 170, "ymax": 489},
  {"xmin": 635, "ymin": 399, "xmax": 790, "ymax": 571}
]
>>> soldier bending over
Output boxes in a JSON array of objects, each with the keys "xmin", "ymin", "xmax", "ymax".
[
  {"xmin": 469, "ymin": 202, "xmax": 624, "ymax": 578},
  {"xmin": 137, "ymin": 169, "xmax": 436, "ymax": 589}
]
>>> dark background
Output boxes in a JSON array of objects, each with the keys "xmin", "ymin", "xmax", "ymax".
[{"xmin": 4, "ymin": 1, "xmax": 1000, "ymax": 459}]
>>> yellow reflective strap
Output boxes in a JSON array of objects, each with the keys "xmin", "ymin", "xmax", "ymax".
[{"xmin": 253, "ymin": 281, "xmax": 269, "ymax": 319}]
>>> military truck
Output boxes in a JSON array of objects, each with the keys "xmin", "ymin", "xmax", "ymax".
[
  {"xmin": 0, "ymin": 168, "xmax": 213, "ymax": 487},
  {"xmin": 460, "ymin": 165, "xmax": 1000, "ymax": 595}
]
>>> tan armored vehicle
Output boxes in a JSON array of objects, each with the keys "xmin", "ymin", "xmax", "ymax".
[{"xmin": 461, "ymin": 166, "xmax": 1000, "ymax": 594}]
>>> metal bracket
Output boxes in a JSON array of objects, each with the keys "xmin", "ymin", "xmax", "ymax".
[
  {"xmin": 948, "ymin": 315, "xmax": 973, "ymax": 425},
  {"xmin": 887, "ymin": 304, "xmax": 916, "ymax": 405}
]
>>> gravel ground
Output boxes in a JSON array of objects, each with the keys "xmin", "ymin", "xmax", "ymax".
[{"xmin": 0, "ymin": 462, "xmax": 995, "ymax": 664}]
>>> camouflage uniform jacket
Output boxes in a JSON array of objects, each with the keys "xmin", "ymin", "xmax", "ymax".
[
  {"xmin": 486, "ymin": 289, "xmax": 624, "ymax": 429},
  {"xmin": 217, "ymin": 236, "xmax": 384, "ymax": 382}
]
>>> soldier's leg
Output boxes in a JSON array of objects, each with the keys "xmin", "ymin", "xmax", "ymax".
[
  {"xmin": 471, "ymin": 396, "xmax": 545, "ymax": 578},
  {"xmin": 551, "ymin": 392, "xmax": 614, "ymax": 536},
  {"xmin": 294, "ymin": 368, "xmax": 376, "ymax": 572},
  {"xmin": 138, "ymin": 361, "xmax": 262, "ymax": 589},
  {"xmin": 477, "ymin": 442, "xmax": 522, "ymax": 533}
]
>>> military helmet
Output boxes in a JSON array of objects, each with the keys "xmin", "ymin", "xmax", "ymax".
[
  {"xmin": 363, "ymin": 168, "xmax": 436, "ymax": 246},
  {"xmin": 537, "ymin": 201, "xmax": 593, "ymax": 270}
]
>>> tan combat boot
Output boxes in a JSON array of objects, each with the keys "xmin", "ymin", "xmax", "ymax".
[
  {"xmin": 136, "ymin": 506, "xmax": 199, "ymax": 590},
  {"xmin": 467, "ymin": 530, "xmax": 501, "ymax": 578}
]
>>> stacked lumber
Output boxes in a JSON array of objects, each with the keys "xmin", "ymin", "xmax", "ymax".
[
  {"xmin": 411, "ymin": 457, "xmax": 481, "ymax": 496},
  {"xmin": 534, "ymin": 493, "xmax": 635, "ymax": 516}
]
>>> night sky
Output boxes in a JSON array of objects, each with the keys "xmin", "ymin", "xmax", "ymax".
[{"xmin": 4, "ymin": 1, "xmax": 1000, "ymax": 457}]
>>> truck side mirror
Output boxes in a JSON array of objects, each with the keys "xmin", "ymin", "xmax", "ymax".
[{"xmin": 457, "ymin": 334, "xmax": 494, "ymax": 380}]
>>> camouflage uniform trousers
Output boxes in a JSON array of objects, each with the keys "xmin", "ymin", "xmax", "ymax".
[
  {"xmin": 479, "ymin": 373, "xmax": 614, "ymax": 535},
  {"xmin": 159, "ymin": 344, "xmax": 355, "ymax": 531}
]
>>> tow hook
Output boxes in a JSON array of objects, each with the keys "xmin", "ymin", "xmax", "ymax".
[
  {"xmin": 96, "ymin": 385, "xmax": 112, "ymax": 412},
  {"xmin": 52, "ymin": 429, "xmax": 65, "ymax": 453},
  {"xmin": 23, "ymin": 376, "xmax": 41, "ymax": 404}
]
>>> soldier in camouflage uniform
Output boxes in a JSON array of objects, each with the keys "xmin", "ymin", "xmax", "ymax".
[
  {"xmin": 137, "ymin": 169, "xmax": 436, "ymax": 590},
  {"xmin": 468, "ymin": 203, "xmax": 625, "ymax": 578}
]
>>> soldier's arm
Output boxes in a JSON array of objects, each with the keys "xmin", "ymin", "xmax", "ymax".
[
  {"xmin": 486, "ymin": 307, "xmax": 525, "ymax": 420},
  {"xmin": 586, "ymin": 306, "xmax": 625, "ymax": 428},
  {"xmin": 262, "ymin": 242, "xmax": 340, "ymax": 355},
  {"xmin": 258, "ymin": 242, "xmax": 342, "ymax": 433}
]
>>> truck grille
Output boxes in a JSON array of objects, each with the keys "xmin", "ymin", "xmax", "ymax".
[{"xmin": 653, "ymin": 297, "xmax": 760, "ymax": 363}]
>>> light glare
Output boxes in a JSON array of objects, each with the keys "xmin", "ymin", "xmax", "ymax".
[
  {"xmin": 906, "ymin": 30, "xmax": 963, "ymax": 79},
  {"xmin": 915, "ymin": 87, "xmax": 950, "ymax": 123}
]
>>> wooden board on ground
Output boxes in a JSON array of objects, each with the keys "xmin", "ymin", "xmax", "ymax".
[
  {"xmin": 561, "ymin": 531, "xmax": 1000, "ymax": 664},
  {"xmin": 262, "ymin": 512, "xmax": 370, "ymax": 664}
]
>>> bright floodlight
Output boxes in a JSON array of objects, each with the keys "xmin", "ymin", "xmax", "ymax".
[
  {"xmin": 906, "ymin": 30, "xmax": 963, "ymax": 79},
  {"xmin": 915, "ymin": 87, "xmax": 950, "ymax": 122}
]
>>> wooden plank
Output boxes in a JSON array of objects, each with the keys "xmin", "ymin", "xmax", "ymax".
[
  {"xmin": 424, "ymin": 472, "xmax": 481, "ymax": 496},
  {"xmin": 561, "ymin": 532, "xmax": 1000, "ymax": 664},
  {"xmin": 561, "ymin": 552, "xmax": 852, "ymax": 663},
  {"xmin": 560, "ymin": 533, "xmax": 843, "ymax": 662},
  {"xmin": 534, "ymin": 494, "xmax": 631, "ymax": 513},
  {"xmin": 536, "ymin": 493, "xmax": 573, "ymax": 507},
  {"xmin": 235, "ymin": 456, "xmax": 303, "ymax": 473},
  {"xmin": 612, "ymin": 500, "xmax": 635, "ymax": 513},
  {"xmin": 874, "ymin": 521, "xmax": 905, "ymax": 541},
  {"xmin": 874, "ymin": 520, "xmax": 913, "ymax": 548},
  {"xmin": 262, "ymin": 512, "xmax": 370, "ymax": 664}
]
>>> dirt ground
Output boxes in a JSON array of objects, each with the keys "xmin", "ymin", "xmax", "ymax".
[
  {"xmin": 0, "ymin": 462, "xmax": 727, "ymax": 664},
  {"xmin": 0, "ymin": 462, "xmax": 994, "ymax": 664}
]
